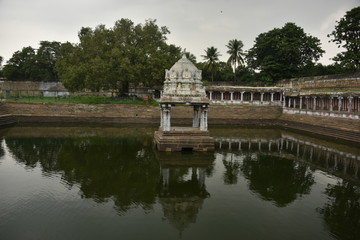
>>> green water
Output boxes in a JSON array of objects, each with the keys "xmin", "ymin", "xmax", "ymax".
[{"xmin": 0, "ymin": 124, "xmax": 359, "ymax": 240}]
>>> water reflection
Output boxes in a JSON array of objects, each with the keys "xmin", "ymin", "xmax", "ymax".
[
  {"xmin": 317, "ymin": 181, "xmax": 360, "ymax": 239},
  {"xmin": 5, "ymin": 137, "xmax": 160, "ymax": 214},
  {"xmin": 1, "ymin": 126, "xmax": 360, "ymax": 239},
  {"xmin": 158, "ymin": 154, "xmax": 213, "ymax": 233}
]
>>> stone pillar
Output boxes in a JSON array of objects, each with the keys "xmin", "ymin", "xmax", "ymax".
[
  {"xmin": 240, "ymin": 92, "xmax": 245, "ymax": 102},
  {"xmin": 221, "ymin": 92, "xmax": 224, "ymax": 101},
  {"xmin": 338, "ymin": 97, "xmax": 343, "ymax": 112},
  {"xmin": 299, "ymin": 97, "xmax": 303, "ymax": 109},
  {"xmin": 283, "ymin": 96, "xmax": 286, "ymax": 107},
  {"xmin": 288, "ymin": 97, "xmax": 291, "ymax": 108},
  {"xmin": 230, "ymin": 92, "xmax": 234, "ymax": 101},
  {"xmin": 321, "ymin": 97, "xmax": 325, "ymax": 110},
  {"xmin": 348, "ymin": 96, "xmax": 353, "ymax": 113},
  {"xmin": 329, "ymin": 96, "xmax": 333, "ymax": 112},
  {"xmin": 250, "ymin": 92, "xmax": 254, "ymax": 102},
  {"xmin": 161, "ymin": 104, "xmax": 171, "ymax": 131},
  {"xmin": 209, "ymin": 91, "xmax": 213, "ymax": 100},
  {"xmin": 260, "ymin": 92, "xmax": 264, "ymax": 103},
  {"xmin": 200, "ymin": 105, "xmax": 208, "ymax": 131},
  {"xmin": 313, "ymin": 97, "xmax": 317, "ymax": 111},
  {"xmin": 270, "ymin": 92, "xmax": 274, "ymax": 103},
  {"xmin": 193, "ymin": 105, "xmax": 200, "ymax": 128}
]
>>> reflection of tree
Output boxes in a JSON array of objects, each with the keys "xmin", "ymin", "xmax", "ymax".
[
  {"xmin": 5, "ymin": 138, "xmax": 63, "ymax": 171},
  {"xmin": 222, "ymin": 153, "xmax": 243, "ymax": 185},
  {"xmin": 6, "ymin": 137, "xmax": 160, "ymax": 214},
  {"xmin": 240, "ymin": 154, "xmax": 314, "ymax": 207},
  {"xmin": 317, "ymin": 182, "xmax": 360, "ymax": 240}
]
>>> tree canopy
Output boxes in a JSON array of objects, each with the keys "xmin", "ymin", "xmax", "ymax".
[
  {"xmin": 328, "ymin": 6, "xmax": 360, "ymax": 71},
  {"xmin": 56, "ymin": 19, "xmax": 182, "ymax": 95},
  {"xmin": 246, "ymin": 22, "xmax": 324, "ymax": 82},
  {"xmin": 2, "ymin": 41, "xmax": 61, "ymax": 81},
  {"xmin": 201, "ymin": 46, "xmax": 221, "ymax": 81},
  {"xmin": 226, "ymin": 39, "xmax": 245, "ymax": 81}
]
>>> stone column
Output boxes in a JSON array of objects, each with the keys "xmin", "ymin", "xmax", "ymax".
[
  {"xmin": 283, "ymin": 96, "xmax": 286, "ymax": 107},
  {"xmin": 313, "ymin": 96, "xmax": 317, "ymax": 111},
  {"xmin": 200, "ymin": 105, "xmax": 208, "ymax": 131},
  {"xmin": 161, "ymin": 104, "xmax": 171, "ymax": 131},
  {"xmin": 288, "ymin": 97, "xmax": 291, "ymax": 108},
  {"xmin": 230, "ymin": 92, "xmax": 234, "ymax": 101},
  {"xmin": 250, "ymin": 92, "xmax": 254, "ymax": 102},
  {"xmin": 338, "ymin": 96, "xmax": 343, "ymax": 112},
  {"xmin": 209, "ymin": 91, "xmax": 213, "ymax": 100},
  {"xmin": 193, "ymin": 105, "xmax": 200, "ymax": 128},
  {"xmin": 299, "ymin": 96, "xmax": 303, "ymax": 110},
  {"xmin": 260, "ymin": 92, "xmax": 264, "ymax": 103},
  {"xmin": 221, "ymin": 92, "xmax": 224, "ymax": 101},
  {"xmin": 329, "ymin": 96, "xmax": 333, "ymax": 112},
  {"xmin": 348, "ymin": 96, "xmax": 353, "ymax": 113},
  {"xmin": 321, "ymin": 97, "xmax": 325, "ymax": 110},
  {"xmin": 240, "ymin": 91, "xmax": 245, "ymax": 102},
  {"xmin": 270, "ymin": 92, "xmax": 274, "ymax": 103}
]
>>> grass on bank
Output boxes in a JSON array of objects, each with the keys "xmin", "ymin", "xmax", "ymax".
[{"xmin": 4, "ymin": 95, "xmax": 159, "ymax": 105}]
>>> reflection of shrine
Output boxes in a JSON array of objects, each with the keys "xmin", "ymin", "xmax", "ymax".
[{"xmin": 158, "ymin": 157, "xmax": 212, "ymax": 234}]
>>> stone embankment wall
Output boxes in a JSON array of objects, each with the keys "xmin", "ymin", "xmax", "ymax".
[
  {"xmin": 1, "ymin": 102, "xmax": 359, "ymax": 143},
  {"xmin": 3, "ymin": 102, "xmax": 282, "ymax": 125}
]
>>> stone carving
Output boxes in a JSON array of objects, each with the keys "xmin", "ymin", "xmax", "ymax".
[{"xmin": 160, "ymin": 55, "xmax": 209, "ymax": 104}]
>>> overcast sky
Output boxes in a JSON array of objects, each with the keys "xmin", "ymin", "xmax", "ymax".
[{"xmin": 0, "ymin": 0, "xmax": 359, "ymax": 65}]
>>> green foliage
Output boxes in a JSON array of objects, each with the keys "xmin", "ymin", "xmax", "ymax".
[
  {"xmin": 2, "ymin": 42, "xmax": 61, "ymax": 81},
  {"xmin": 0, "ymin": 56, "xmax": 3, "ymax": 78},
  {"xmin": 201, "ymin": 46, "xmax": 221, "ymax": 81},
  {"xmin": 226, "ymin": 39, "xmax": 245, "ymax": 81},
  {"xmin": 56, "ymin": 19, "xmax": 183, "ymax": 95},
  {"xmin": 328, "ymin": 6, "xmax": 360, "ymax": 71},
  {"xmin": 246, "ymin": 22, "xmax": 324, "ymax": 82}
]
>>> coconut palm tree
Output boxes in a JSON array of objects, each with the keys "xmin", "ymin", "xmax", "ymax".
[
  {"xmin": 226, "ymin": 39, "xmax": 245, "ymax": 81},
  {"xmin": 202, "ymin": 46, "xmax": 221, "ymax": 81}
]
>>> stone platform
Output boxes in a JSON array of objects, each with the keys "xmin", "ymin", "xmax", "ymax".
[{"xmin": 154, "ymin": 127, "xmax": 215, "ymax": 152}]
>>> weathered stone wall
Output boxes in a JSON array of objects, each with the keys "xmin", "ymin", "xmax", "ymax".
[
  {"xmin": 276, "ymin": 72, "xmax": 360, "ymax": 91},
  {"xmin": 1, "ymin": 102, "xmax": 359, "ymax": 143},
  {"xmin": 3, "ymin": 102, "xmax": 282, "ymax": 125}
]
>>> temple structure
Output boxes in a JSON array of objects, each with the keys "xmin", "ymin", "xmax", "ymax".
[{"xmin": 154, "ymin": 55, "xmax": 215, "ymax": 151}]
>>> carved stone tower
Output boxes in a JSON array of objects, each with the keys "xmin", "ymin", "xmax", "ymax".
[{"xmin": 154, "ymin": 55, "xmax": 214, "ymax": 151}]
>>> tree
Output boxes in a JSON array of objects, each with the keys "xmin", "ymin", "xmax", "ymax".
[
  {"xmin": 226, "ymin": 39, "xmax": 245, "ymax": 81},
  {"xmin": 3, "ymin": 42, "xmax": 61, "ymax": 81},
  {"xmin": 36, "ymin": 41, "xmax": 61, "ymax": 81},
  {"xmin": 56, "ymin": 19, "xmax": 182, "ymax": 95},
  {"xmin": 2, "ymin": 46, "xmax": 38, "ymax": 80},
  {"xmin": 0, "ymin": 56, "xmax": 3, "ymax": 77},
  {"xmin": 202, "ymin": 46, "xmax": 221, "ymax": 81},
  {"xmin": 247, "ymin": 22, "xmax": 324, "ymax": 82},
  {"xmin": 328, "ymin": 6, "xmax": 360, "ymax": 71}
]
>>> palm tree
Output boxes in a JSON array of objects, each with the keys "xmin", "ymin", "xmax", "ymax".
[
  {"xmin": 226, "ymin": 39, "xmax": 245, "ymax": 81},
  {"xmin": 202, "ymin": 46, "xmax": 221, "ymax": 81}
]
